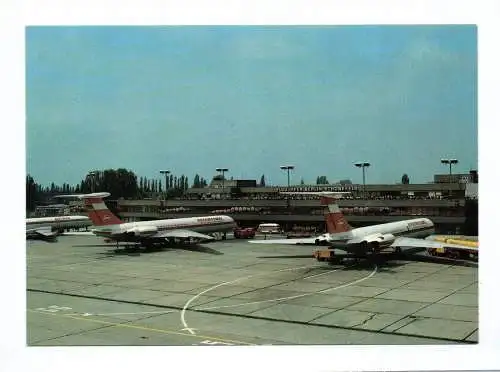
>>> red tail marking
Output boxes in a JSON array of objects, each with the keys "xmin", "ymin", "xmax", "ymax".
[
  {"xmin": 320, "ymin": 196, "xmax": 352, "ymax": 234},
  {"xmin": 83, "ymin": 197, "xmax": 122, "ymax": 226},
  {"xmin": 319, "ymin": 196, "xmax": 334, "ymax": 206}
]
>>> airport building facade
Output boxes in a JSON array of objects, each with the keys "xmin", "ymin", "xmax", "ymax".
[{"xmin": 113, "ymin": 178, "xmax": 478, "ymax": 235}]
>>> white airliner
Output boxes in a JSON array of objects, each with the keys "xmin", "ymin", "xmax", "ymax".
[
  {"xmin": 250, "ymin": 192, "xmax": 478, "ymax": 257},
  {"xmin": 58, "ymin": 192, "xmax": 237, "ymax": 247},
  {"xmin": 26, "ymin": 215, "xmax": 91, "ymax": 240}
]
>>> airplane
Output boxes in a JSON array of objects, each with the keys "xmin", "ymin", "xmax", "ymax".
[
  {"xmin": 249, "ymin": 191, "xmax": 478, "ymax": 259},
  {"xmin": 26, "ymin": 215, "xmax": 91, "ymax": 241},
  {"xmin": 57, "ymin": 192, "xmax": 237, "ymax": 248}
]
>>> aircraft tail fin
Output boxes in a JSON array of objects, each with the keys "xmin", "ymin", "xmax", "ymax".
[
  {"xmin": 280, "ymin": 191, "xmax": 352, "ymax": 234},
  {"xmin": 320, "ymin": 196, "xmax": 353, "ymax": 233},
  {"xmin": 56, "ymin": 192, "xmax": 123, "ymax": 226}
]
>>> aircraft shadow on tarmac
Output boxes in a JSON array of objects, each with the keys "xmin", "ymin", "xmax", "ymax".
[
  {"xmin": 256, "ymin": 252, "xmax": 478, "ymax": 270},
  {"xmin": 72, "ymin": 243, "xmax": 224, "ymax": 257}
]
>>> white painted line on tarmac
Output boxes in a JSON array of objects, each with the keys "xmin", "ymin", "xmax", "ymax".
[
  {"xmin": 180, "ymin": 263, "xmax": 320, "ymax": 335},
  {"xmin": 77, "ymin": 310, "xmax": 177, "ymax": 317},
  {"xmin": 198, "ymin": 265, "xmax": 378, "ymax": 312}
]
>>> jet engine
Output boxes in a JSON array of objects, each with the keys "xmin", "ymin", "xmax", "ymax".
[
  {"xmin": 361, "ymin": 233, "xmax": 396, "ymax": 252},
  {"xmin": 128, "ymin": 225, "xmax": 159, "ymax": 237}
]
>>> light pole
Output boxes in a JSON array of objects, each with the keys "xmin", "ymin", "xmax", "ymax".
[
  {"xmin": 215, "ymin": 168, "xmax": 229, "ymax": 198},
  {"xmin": 280, "ymin": 165, "xmax": 295, "ymax": 218},
  {"xmin": 159, "ymin": 170, "xmax": 170, "ymax": 200},
  {"xmin": 441, "ymin": 158, "xmax": 458, "ymax": 197},
  {"xmin": 354, "ymin": 162, "xmax": 370, "ymax": 198},
  {"xmin": 88, "ymin": 171, "xmax": 98, "ymax": 193},
  {"xmin": 280, "ymin": 165, "xmax": 295, "ymax": 187}
]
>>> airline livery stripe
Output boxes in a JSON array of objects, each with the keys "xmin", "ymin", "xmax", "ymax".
[
  {"xmin": 94, "ymin": 223, "xmax": 236, "ymax": 238},
  {"xmin": 396, "ymin": 226, "xmax": 434, "ymax": 237},
  {"xmin": 153, "ymin": 222, "xmax": 235, "ymax": 231}
]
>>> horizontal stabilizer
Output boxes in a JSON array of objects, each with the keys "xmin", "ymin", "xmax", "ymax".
[{"xmin": 54, "ymin": 192, "xmax": 111, "ymax": 199}]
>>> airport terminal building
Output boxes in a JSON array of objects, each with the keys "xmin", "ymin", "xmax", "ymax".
[{"xmin": 110, "ymin": 172, "xmax": 478, "ymax": 235}]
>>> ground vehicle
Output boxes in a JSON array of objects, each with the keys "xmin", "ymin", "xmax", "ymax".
[
  {"xmin": 313, "ymin": 249, "xmax": 336, "ymax": 262},
  {"xmin": 257, "ymin": 223, "xmax": 281, "ymax": 234},
  {"xmin": 233, "ymin": 227, "xmax": 256, "ymax": 239},
  {"xmin": 427, "ymin": 246, "xmax": 478, "ymax": 260},
  {"xmin": 426, "ymin": 236, "xmax": 478, "ymax": 260}
]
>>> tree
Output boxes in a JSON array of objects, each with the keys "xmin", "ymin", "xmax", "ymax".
[
  {"xmin": 26, "ymin": 175, "xmax": 38, "ymax": 212},
  {"xmin": 316, "ymin": 176, "xmax": 329, "ymax": 185},
  {"xmin": 401, "ymin": 174, "xmax": 410, "ymax": 184},
  {"xmin": 300, "ymin": 178, "xmax": 305, "ymax": 185},
  {"xmin": 76, "ymin": 168, "xmax": 140, "ymax": 199},
  {"xmin": 193, "ymin": 174, "xmax": 201, "ymax": 188},
  {"xmin": 259, "ymin": 174, "xmax": 266, "ymax": 187}
]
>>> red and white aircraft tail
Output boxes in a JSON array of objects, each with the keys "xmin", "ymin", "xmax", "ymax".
[
  {"xmin": 281, "ymin": 191, "xmax": 352, "ymax": 233},
  {"xmin": 83, "ymin": 193, "xmax": 123, "ymax": 226},
  {"xmin": 320, "ymin": 195, "xmax": 352, "ymax": 234},
  {"xmin": 56, "ymin": 192, "xmax": 122, "ymax": 226}
]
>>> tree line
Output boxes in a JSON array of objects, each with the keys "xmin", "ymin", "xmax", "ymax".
[
  {"xmin": 27, "ymin": 169, "xmax": 411, "ymax": 211},
  {"xmin": 26, "ymin": 169, "xmax": 210, "ymax": 211}
]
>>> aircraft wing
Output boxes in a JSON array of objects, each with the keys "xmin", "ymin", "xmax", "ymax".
[
  {"xmin": 249, "ymin": 237, "xmax": 317, "ymax": 245},
  {"xmin": 153, "ymin": 229, "xmax": 215, "ymax": 241},
  {"xmin": 390, "ymin": 237, "xmax": 478, "ymax": 251},
  {"xmin": 61, "ymin": 231, "xmax": 95, "ymax": 236},
  {"xmin": 26, "ymin": 227, "xmax": 58, "ymax": 239},
  {"xmin": 249, "ymin": 235, "xmax": 478, "ymax": 255}
]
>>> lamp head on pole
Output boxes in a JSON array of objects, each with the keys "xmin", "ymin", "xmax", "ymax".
[
  {"xmin": 354, "ymin": 162, "xmax": 370, "ymax": 168},
  {"xmin": 441, "ymin": 159, "xmax": 458, "ymax": 165}
]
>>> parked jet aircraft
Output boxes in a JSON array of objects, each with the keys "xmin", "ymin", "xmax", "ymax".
[
  {"xmin": 250, "ymin": 192, "xmax": 478, "ymax": 257},
  {"xmin": 57, "ymin": 192, "xmax": 237, "ymax": 248},
  {"xmin": 26, "ymin": 215, "xmax": 91, "ymax": 241}
]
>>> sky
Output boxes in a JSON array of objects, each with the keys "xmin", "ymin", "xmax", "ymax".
[{"xmin": 25, "ymin": 25, "xmax": 477, "ymax": 187}]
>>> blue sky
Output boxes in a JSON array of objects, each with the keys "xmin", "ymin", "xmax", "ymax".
[{"xmin": 26, "ymin": 25, "xmax": 477, "ymax": 187}]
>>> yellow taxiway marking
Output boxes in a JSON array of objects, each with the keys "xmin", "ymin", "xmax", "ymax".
[{"xmin": 27, "ymin": 309, "xmax": 256, "ymax": 346}]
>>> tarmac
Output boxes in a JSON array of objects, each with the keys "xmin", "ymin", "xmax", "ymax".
[{"xmin": 27, "ymin": 234, "xmax": 478, "ymax": 346}]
